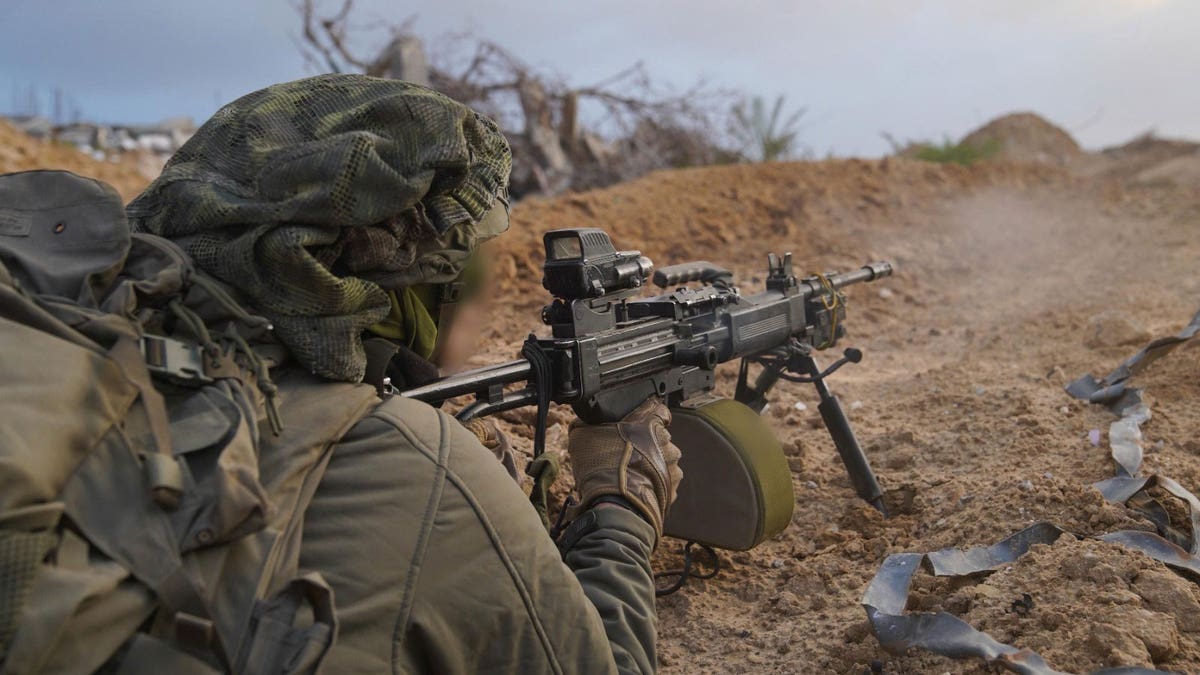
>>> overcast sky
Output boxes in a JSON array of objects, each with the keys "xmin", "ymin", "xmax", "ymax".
[{"xmin": 1, "ymin": 0, "xmax": 1197, "ymax": 156}]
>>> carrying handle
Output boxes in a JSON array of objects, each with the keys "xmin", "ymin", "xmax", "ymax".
[{"xmin": 652, "ymin": 262, "xmax": 732, "ymax": 288}]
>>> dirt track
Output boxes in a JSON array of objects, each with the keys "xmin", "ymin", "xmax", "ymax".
[{"xmin": 492, "ymin": 160, "xmax": 1200, "ymax": 673}]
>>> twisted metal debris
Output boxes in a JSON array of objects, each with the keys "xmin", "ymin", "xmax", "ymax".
[{"xmin": 862, "ymin": 307, "xmax": 1200, "ymax": 674}]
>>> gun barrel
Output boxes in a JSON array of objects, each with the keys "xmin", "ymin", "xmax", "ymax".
[
  {"xmin": 799, "ymin": 261, "xmax": 893, "ymax": 296},
  {"xmin": 401, "ymin": 358, "xmax": 531, "ymax": 403}
]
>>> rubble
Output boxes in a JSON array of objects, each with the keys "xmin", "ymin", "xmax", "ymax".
[
  {"xmin": 0, "ymin": 119, "xmax": 149, "ymax": 199},
  {"xmin": 0, "ymin": 114, "xmax": 193, "ymax": 166}
]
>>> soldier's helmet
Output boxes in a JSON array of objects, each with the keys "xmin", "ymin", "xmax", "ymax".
[{"xmin": 128, "ymin": 74, "xmax": 512, "ymax": 382}]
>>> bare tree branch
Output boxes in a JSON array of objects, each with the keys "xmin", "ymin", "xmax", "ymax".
[{"xmin": 293, "ymin": 0, "xmax": 739, "ymax": 195}]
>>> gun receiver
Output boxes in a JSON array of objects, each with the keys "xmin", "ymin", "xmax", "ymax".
[{"xmin": 400, "ymin": 227, "xmax": 894, "ymax": 514}]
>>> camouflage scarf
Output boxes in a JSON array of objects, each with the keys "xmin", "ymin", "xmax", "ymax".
[{"xmin": 127, "ymin": 74, "xmax": 511, "ymax": 382}]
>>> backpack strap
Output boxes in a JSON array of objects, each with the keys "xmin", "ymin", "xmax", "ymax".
[
  {"xmin": 108, "ymin": 335, "xmax": 186, "ymax": 509},
  {"xmin": 226, "ymin": 369, "xmax": 378, "ymax": 673},
  {"xmin": 53, "ymin": 332, "xmax": 236, "ymax": 669}
]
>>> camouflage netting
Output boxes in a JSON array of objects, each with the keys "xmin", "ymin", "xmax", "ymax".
[{"xmin": 128, "ymin": 74, "xmax": 511, "ymax": 382}]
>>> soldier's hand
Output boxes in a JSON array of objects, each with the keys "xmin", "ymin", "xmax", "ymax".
[
  {"xmin": 462, "ymin": 418, "xmax": 520, "ymax": 482},
  {"xmin": 566, "ymin": 397, "xmax": 683, "ymax": 545}
]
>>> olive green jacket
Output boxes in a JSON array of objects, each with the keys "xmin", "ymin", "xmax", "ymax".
[{"xmin": 298, "ymin": 394, "xmax": 659, "ymax": 674}]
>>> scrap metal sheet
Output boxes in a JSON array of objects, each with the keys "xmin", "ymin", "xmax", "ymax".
[
  {"xmin": 1066, "ymin": 308, "xmax": 1200, "ymax": 412},
  {"xmin": 862, "ymin": 545, "xmax": 1069, "ymax": 675},
  {"xmin": 1094, "ymin": 475, "xmax": 1152, "ymax": 503},
  {"xmin": 1095, "ymin": 474, "xmax": 1200, "ymax": 555},
  {"xmin": 862, "ymin": 523, "xmax": 1187, "ymax": 674},
  {"xmin": 1099, "ymin": 530, "xmax": 1200, "ymax": 579},
  {"xmin": 1078, "ymin": 323, "xmax": 1200, "ymax": 554},
  {"xmin": 1156, "ymin": 476, "xmax": 1200, "ymax": 556},
  {"xmin": 926, "ymin": 522, "xmax": 1067, "ymax": 576}
]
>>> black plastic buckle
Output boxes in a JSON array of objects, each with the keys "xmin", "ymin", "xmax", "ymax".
[{"xmin": 141, "ymin": 335, "xmax": 214, "ymax": 385}]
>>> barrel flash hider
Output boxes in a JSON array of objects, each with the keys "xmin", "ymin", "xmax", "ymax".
[{"xmin": 663, "ymin": 398, "xmax": 794, "ymax": 551}]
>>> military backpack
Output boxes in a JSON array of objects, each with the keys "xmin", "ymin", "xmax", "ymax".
[{"xmin": 0, "ymin": 170, "xmax": 376, "ymax": 674}]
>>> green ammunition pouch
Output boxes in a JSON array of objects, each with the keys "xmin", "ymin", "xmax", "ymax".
[{"xmin": 663, "ymin": 398, "xmax": 795, "ymax": 550}]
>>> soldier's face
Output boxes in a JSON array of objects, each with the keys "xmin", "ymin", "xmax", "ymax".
[
  {"xmin": 433, "ymin": 294, "xmax": 493, "ymax": 374},
  {"xmin": 432, "ymin": 245, "xmax": 496, "ymax": 373}
]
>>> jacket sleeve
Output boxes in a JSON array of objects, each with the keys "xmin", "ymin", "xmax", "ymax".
[
  {"xmin": 559, "ymin": 506, "xmax": 659, "ymax": 675},
  {"xmin": 305, "ymin": 395, "xmax": 654, "ymax": 675}
]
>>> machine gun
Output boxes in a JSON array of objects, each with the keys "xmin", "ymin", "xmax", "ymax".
[{"xmin": 402, "ymin": 227, "xmax": 894, "ymax": 546}]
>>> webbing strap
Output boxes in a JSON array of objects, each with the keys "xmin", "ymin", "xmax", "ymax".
[
  {"xmin": 108, "ymin": 336, "xmax": 185, "ymax": 511},
  {"xmin": 526, "ymin": 454, "xmax": 561, "ymax": 532},
  {"xmin": 108, "ymin": 337, "xmax": 174, "ymax": 461},
  {"xmin": 521, "ymin": 335, "xmax": 558, "ymax": 530}
]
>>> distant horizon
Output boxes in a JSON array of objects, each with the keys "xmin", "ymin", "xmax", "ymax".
[
  {"xmin": 3, "ymin": 0, "xmax": 1198, "ymax": 157},
  {"xmin": 5, "ymin": 104, "xmax": 1193, "ymax": 159}
]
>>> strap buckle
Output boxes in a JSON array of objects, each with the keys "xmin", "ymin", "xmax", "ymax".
[{"xmin": 141, "ymin": 335, "xmax": 214, "ymax": 385}]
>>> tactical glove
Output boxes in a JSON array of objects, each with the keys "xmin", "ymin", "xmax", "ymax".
[
  {"xmin": 462, "ymin": 418, "xmax": 520, "ymax": 482},
  {"xmin": 566, "ymin": 397, "xmax": 683, "ymax": 544}
]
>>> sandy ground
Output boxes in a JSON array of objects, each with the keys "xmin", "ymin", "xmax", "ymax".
[
  {"xmin": 5, "ymin": 118, "xmax": 1199, "ymax": 673},
  {"xmin": 487, "ymin": 160, "xmax": 1200, "ymax": 673}
]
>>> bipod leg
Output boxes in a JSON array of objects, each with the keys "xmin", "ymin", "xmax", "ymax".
[{"xmin": 795, "ymin": 352, "xmax": 889, "ymax": 517}]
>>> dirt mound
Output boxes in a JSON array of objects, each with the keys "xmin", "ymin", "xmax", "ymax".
[
  {"xmin": 0, "ymin": 120, "xmax": 149, "ymax": 200},
  {"xmin": 1133, "ymin": 153, "xmax": 1200, "ymax": 187},
  {"xmin": 495, "ymin": 158, "xmax": 1066, "ymax": 309},
  {"xmin": 960, "ymin": 112, "xmax": 1082, "ymax": 165},
  {"xmin": 1081, "ymin": 133, "xmax": 1200, "ymax": 185},
  {"xmin": 1104, "ymin": 132, "xmax": 1200, "ymax": 164}
]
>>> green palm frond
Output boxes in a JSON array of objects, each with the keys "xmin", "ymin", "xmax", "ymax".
[{"xmin": 730, "ymin": 94, "xmax": 806, "ymax": 162}]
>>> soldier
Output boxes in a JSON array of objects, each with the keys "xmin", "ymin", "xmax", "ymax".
[{"xmin": 128, "ymin": 74, "xmax": 683, "ymax": 674}]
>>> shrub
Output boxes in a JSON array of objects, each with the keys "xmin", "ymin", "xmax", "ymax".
[{"xmin": 912, "ymin": 136, "xmax": 1002, "ymax": 166}]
